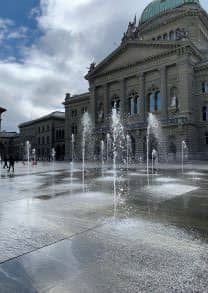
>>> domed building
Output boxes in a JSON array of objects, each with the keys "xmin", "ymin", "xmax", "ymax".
[{"xmin": 64, "ymin": 0, "xmax": 208, "ymax": 161}]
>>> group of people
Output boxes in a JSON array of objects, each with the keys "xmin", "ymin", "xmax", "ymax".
[{"xmin": 2, "ymin": 155, "xmax": 15, "ymax": 172}]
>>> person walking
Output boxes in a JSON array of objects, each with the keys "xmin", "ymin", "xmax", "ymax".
[
  {"xmin": 3, "ymin": 155, "xmax": 9, "ymax": 169},
  {"xmin": 8, "ymin": 155, "xmax": 15, "ymax": 173}
]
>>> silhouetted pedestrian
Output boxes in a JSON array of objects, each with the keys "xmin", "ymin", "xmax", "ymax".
[
  {"xmin": 3, "ymin": 155, "xmax": 9, "ymax": 169},
  {"xmin": 8, "ymin": 155, "xmax": 15, "ymax": 173}
]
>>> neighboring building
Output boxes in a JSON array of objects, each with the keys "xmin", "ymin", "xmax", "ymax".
[
  {"xmin": 64, "ymin": 0, "xmax": 208, "ymax": 161},
  {"xmin": 0, "ymin": 107, "xmax": 21, "ymax": 160},
  {"xmin": 19, "ymin": 111, "xmax": 65, "ymax": 160},
  {"xmin": 64, "ymin": 93, "xmax": 90, "ymax": 160},
  {"xmin": 0, "ymin": 132, "xmax": 20, "ymax": 160},
  {"xmin": 0, "ymin": 107, "xmax": 6, "ymax": 132}
]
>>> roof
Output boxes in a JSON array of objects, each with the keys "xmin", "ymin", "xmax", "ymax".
[
  {"xmin": 0, "ymin": 132, "xmax": 19, "ymax": 138},
  {"xmin": 19, "ymin": 111, "xmax": 65, "ymax": 128},
  {"xmin": 63, "ymin": 92, "xmax": 90, "ymax": 105},
  {"xmin": 140, "ymin": 0, "xmax": 200, "ymax": 24}
]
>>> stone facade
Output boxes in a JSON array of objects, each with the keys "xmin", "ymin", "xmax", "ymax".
[
  {"xmin": 0, "ymin": 132, "xmax": 21, "ymax": 160},
  {"xmin": 19, "ymin": 112, "xmax": 65, "ymax": 161},
  {"xmin": 64, "ymin": 1, "xmax": 208, "ymax": 161}
]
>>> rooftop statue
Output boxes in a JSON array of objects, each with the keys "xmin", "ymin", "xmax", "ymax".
[
  {"xmin": 88, "ymin": 62, "xmax": 96, "ymax": 74},
  {"xmin": 121, "ymin": 15, "xmax": 138, "ymax": 44}
]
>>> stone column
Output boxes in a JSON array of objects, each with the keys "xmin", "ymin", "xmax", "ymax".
[
  {"xmin": 160, "ymin": 65, "xmax": 168, "ymax": 120},
  {"xmin": 138, "ymin": 73, "xmax": 145, "ymax": 121},
  {"xmin": 89, "ymin": 85, "xmax": 96, "ymax": 128},
  {"xmin": 103, "ymin": 84, "xmax": 109, "ymax": 122},
  {"xmin": 177, "ymin": 58, "xmax": 194, "ymax": 118},
  {"xmin": 119, "ymin": 78, "xmax": 126, "ymax": 120}
]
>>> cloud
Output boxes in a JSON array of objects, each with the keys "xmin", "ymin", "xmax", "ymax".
[{"xmin": 0, "ymin": 0, "xmax": 208, "ymax": 131}]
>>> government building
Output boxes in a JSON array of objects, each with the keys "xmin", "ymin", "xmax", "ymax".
[
  {"xmin": 64, "ymin": 0, "xmax": 208, "ymax": 161},
  {"xmin": 19, "ymin": 112, "xmax": 65, "ymax": 161}
]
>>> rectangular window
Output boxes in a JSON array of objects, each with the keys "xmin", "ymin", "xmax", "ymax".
[
  {"xmin": 202, "ymin": 106, "xmax": 208, "ymax": 121},
  {"xmin": 202, "ymin": 82, "xmax": 208, "ymax": 93},
  {"xmin": 82, "ymin": 107, "xmax": 87, "ymax": 113}
]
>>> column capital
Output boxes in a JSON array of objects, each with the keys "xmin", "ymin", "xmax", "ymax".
[
  {"xmin": 160, "ymin": 65, "xmax": 167, "ymax": 72},
  {"xmin": 136, "ymin": 72, "xmax": 145, "ymax": 79},
  {"xmin": 117, "ymin": 78, "xmax": 126, "ymax": 84}
]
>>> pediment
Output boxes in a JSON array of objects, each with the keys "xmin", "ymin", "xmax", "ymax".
[{"xmin": 89, "ymin": 42, "xmax": 178, "ymax": 77}]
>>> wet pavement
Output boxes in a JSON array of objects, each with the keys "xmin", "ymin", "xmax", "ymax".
[{"xmin": 0, "ymin": 162, "xmax": 208, "ymax": 292}]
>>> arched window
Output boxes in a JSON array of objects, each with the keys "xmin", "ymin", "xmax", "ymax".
[
  {"xmin": 128, "ymin": 91, "xmax": 139, "ymax": 115},
  {"xmin": 168, "ymin": 142, "xmax": 177, "ymax": 154},
  {"xmin": 148, "ymin": 91, "xmax": 161, "ymax": 112},
  {"xmin": 155, "ymin": 91, "xmax": 161, "ymax": 111},
  {"xmin": 148, "ymin": 93, "xmax": 155, "ymax": 113},
  {"xmin": 202, "ymin": 106, "xmax": 208, "ymax": 121},
  {"xmin": 176, "ymin": 28, "xmax": 181, "ymax": 40},
  {"xmin": 170, "ymin": 87, "xmax": 178, "ymax": 109},
  {"xmin": 112, "ymin": 95, "xmax": 120, "ymax": 113},
  {"xmin": 97, "ymin": 102, "xmax": 104, "ymax": 122},
  {"xmin": 169, "ymin": 31, "xmax": 175, "ymax": 40},
  {"xmin": 202, "ymin": 81, "xmax": 208, "ymax": 93},
  {"xmin": 163, "ymin": 33, "xmax": 168, "ymax": 40},
  {"xmin": 72, "ymin": 124, "xmax": 78, "ymax": 135}
]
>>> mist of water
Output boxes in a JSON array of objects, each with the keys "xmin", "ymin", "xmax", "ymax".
[
  {"xmin": 82, "ymin": 112, "xmax": 92, "ymax": 191},
  {"xmin": 111, "ymin": 107, "xmax": 125, "ymax": 216}
]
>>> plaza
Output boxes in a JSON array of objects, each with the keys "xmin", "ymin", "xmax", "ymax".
[
  {"xmin": 1, "ymin": 0, "xmax": 208, "ymax": 292},
  {"xmin": 0, "ymin": 161, "xmax": 207, "ymax": 292}
]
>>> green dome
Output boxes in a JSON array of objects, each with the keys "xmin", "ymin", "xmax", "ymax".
[{"xmin": 140, "ymin": 0, "xmax": 200, "ymax": 24}]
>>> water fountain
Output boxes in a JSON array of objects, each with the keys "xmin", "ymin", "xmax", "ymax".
[
  {"xmin": 26, "ymin": 141, "xmax": 31, "ymax": 168},
  {"xmin": 152, "ymin": 148, "xmax": 158, "ymax": 174},
  {"xmin": 82, "ymin": 112, "xmax": 92, "ymax": 191},
  {"xmin": 111, "ymin": 106, "xmax": 125, "ymax": 216},
  {"xmin": 146, "ymin": 113, "xmax": 163, "ymax": 181},
  {"xmin": 32, "ymin": 148, "xmax": 36, "ymax": 166},
  {"xmin": 101, "ymin": 140, "xmax": 105, "ymax": 176},
  {"xmin": 182, "ymin": 140, "xmax": 188, "ymax": 173},
  {"xmin": 126, "ymin": 134, "xmax": 132, "ymax": 170},
  {"xmin": 106, "ymin": 133, "xmax": 112, "ymax": 165},
  {"xmin": 70, "ymin": 134, "xmax": 75, "ymax": 183},
  {"xmin": 51, "ymin": 148, "xmax": 56, "ymax": 167}
]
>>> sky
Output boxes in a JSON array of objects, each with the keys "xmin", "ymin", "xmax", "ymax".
[{"xmin": 0, "ymin": 0, "xmax": 208, "ymax": 131}]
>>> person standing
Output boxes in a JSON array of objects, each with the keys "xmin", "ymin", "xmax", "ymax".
[{"xmin": 8, "ymin": 155, "xmax": 15, "ymax": 173}]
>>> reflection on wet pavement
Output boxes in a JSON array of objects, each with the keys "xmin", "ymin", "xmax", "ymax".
[{"xmin": 0, "ymin": 162, "xmax": 207, "ymax": 292}]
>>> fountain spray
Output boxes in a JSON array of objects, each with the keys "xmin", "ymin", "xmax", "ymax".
[
  {"xmin": 182, "ymin": 140, "xmax": 188, "ymax": 173},
  {"xmin": 107, "ymin": 133, "xmax": 111, "ymax": 165},
  {"xmin": 71, "ymin": 134, "xmax": 75, "ymax": 183},
  {"xmin": 111, "ymin": 106, "xmax": 125, "ymax": 217},
  {"xmin": 101, "ymin": 140, "xmax": 105, "ymax": 176},
  {"xmin": 82, "ymin": 112, "xmax": 92, "ymax": 191}
]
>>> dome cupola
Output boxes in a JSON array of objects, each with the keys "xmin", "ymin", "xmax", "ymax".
[{"xmin": 140, "ymin": 0, "xmax": 200, "ymax": 24}]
